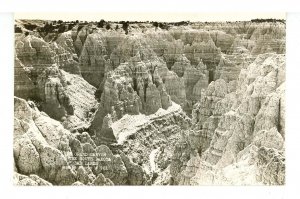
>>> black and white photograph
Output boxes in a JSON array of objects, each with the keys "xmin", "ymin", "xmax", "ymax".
[
  {"xmin": 13, "ymin": 13, "xmax": 286, "ymax": 186},
  {"xmin": 1, "ymin": 1, "xmax": 300, "ymax": 198}
]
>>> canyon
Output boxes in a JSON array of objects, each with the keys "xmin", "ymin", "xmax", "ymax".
[{"xmin": 14, "ymin": 19, "xmax": 285, "ymax": 185}]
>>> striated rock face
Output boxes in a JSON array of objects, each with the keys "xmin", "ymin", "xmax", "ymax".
[
  {"xmin": 79, "ymin": 31, "xmax": 125, "ymax": 87},
  {"xmin": 14, "ymin": 97, "xmax": 77, "ymax": 185},
  {"xmin": 15, "ymin": 35, "xmax": 56, "ymax": 66},
  {"xmin": 15, "ymin": 34, "xmax": 98, "ymax": 130},
  {"xmin": 256, "ymin": 146, "xmax": 285, "ymax": 185},
  {"xmin": 90, "ymin": 54, "xmax": 182, "ymax": 143},
  {"xmin": 111, "ymin": 102, "xmax": 191, "ymax": 185},
  {"xmin": 170, "ymin": 53, "xmax": 285, "ymax": 185},
  {"xmin": 120, "ymin": 153, "xmax": 147, "ymax": 185},
  {"xmin": 52, "ymin": 40, "xmax": 81, "ymax": 74},
  {"xmin": 209, "ymin": 54, "xmax": 285, "ymax": 168},
  {"xmin": 14, "ymin": 19, "xmax": 285, "ymax": 186},
  {"xmin": 13, "ymin": 97, "xmax": 151, "ymax": 185},
  {"xmin": 183, "ymin": 33, "xmax": 222, "ymax": 68},
  {"xmin": 214, "ymin": 54, "xmax": 254, "ymax": 83},
  {"xmin": 163, "ymin": 71, "xmax": 186, "ymax": 107},
  {"xmin": 14, "ymin": 57, "xmax": 36, "ymax": 100},
  {"xmin": 209, "ymin": 31, "xmax": 235, "ymax": 53},
  {"xmin": 183, "ymin": 60, "xmax": 209, "ymax": 100},
  {"xmin": 249, "ymin": 23, "xmax": 286, "ymax": 55},
  {"xmin": 15, "ymin": 34, "xmax": 80, "ymax": 74},
  {"xmin": 92, "ymin": 145, "xmax": 128, "ymax": 185},
  {"xmin": 192, "ymin": 78, "xmax": 230, "ymax": 128}
]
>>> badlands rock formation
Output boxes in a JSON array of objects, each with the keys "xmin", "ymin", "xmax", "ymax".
[
  {"xmin": 170, "ymin": 53, "xmax": 285, "ymax": 185},
  {"xmin": 14, "ymin": 19, "xmax": 285, "ymax": 185}
]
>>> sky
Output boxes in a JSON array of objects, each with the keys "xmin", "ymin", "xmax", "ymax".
[{"xmin": 15, "ymin": 12, "xmax": 286, "ymax": 22}]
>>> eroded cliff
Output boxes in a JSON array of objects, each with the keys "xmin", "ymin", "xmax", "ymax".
[
  {"xmin": 170, "ymin": 53, "xmax": 285, "ymax": 185},
  {"xmin": 14, "ymin": 19, "xmax": 285, "ymax": 185}
]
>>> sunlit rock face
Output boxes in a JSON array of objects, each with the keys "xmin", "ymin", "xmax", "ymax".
[
  {"xmin": 14, "ymin": 19, "xmax": 285, "ymax": 186},
  {"xmin": 89, "ymin": 54, "xmax": 176, "ymax": 144},
  {"xmin": 14, "ymin": 34, "xmax": 97, "ymax": 129},
  {"xmin": 249, "ymin": 22, "xmax": 286, "ymax": 55},
  {"xmin": 14, "ymin": 57, "xmax": 36, "ymax": 100},
  {"xmin": 170, "ymin": 53, "xmax": 285, "ymax": 185},
  {"xmin": 79, "ymin": 31, "xmax": 125, "ymax": 87},
  {"xmin": 14, "ymin": 97, "xmax": 150, "ymax": 185},
  {"xmin": 181, "ymin": 30, "xmax": 222, "ymax": 68},
  {"xmin": 15, "ymin": 34, "xmax": 80, "ymax": 74},
  {"xmin": 214, "ymin": 54, "xmax": 254, "ymax": 83}
]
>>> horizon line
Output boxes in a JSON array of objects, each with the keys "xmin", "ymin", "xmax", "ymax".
[{"xmin": 15, "ymin": 12, "xmax": 286, "ymax": 23}]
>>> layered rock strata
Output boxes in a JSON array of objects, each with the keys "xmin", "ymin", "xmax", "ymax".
[
  {"xmin": 15, "ymin": 35, "xmax": 97, "ymax": 130},
  {"xmin": 170, "ymin": 53, "xmax": 285, "ymax": 185},
  {"xmin": 14, "ymin": 97, "xmax": 151, "ymax": 185},
  {"xmin": 14, "ymin": 19, "xmax": 286, "ymax": 186}
]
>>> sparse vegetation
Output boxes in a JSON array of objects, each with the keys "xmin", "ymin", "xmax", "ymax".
[
  {"xmin": 97, "ymin": 19, "xmax": 105, "ymax": 28},
  {"xmin": 15, "ymin": 26, "xmax": 22, "ymax": 33},
  {"xmin": 105, "ymin": 23, "xmax": 111, "ymax": 30},
  {"xmin": 120, "ymin": 21, "xmax": 130, "ymax": 35}
]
